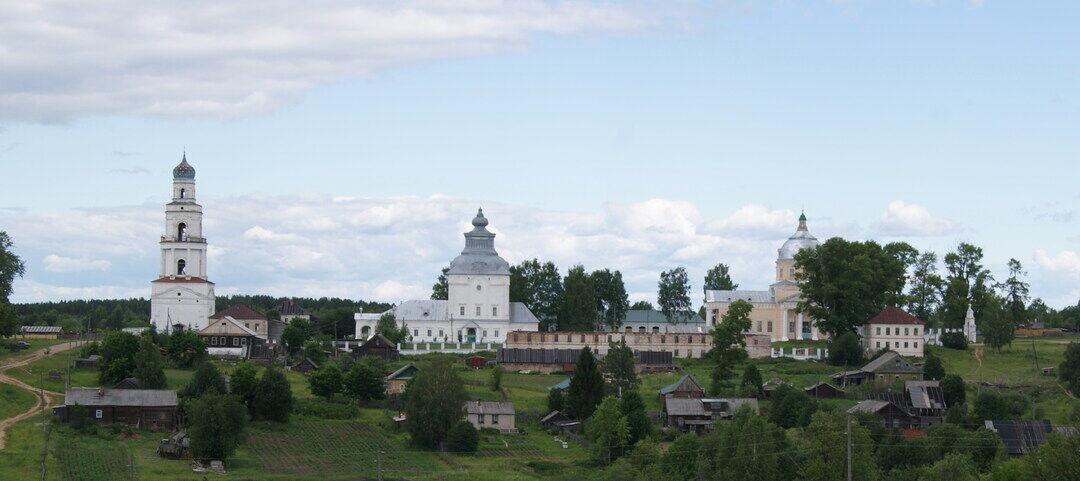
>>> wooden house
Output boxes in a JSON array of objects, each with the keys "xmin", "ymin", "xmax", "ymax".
[
  {"xmin": 662, "ymin": 397, "xmax": 760, "ymax": 433},
  {"xmin": 984, "ymin": 420, "xmax": 1079, "ymax": 456},
  {"xmin": 113, "ymin": 377, "xmax": 141, "ymax": 389},
  {"xmin": 804, "ymin": 381, "xmax": 845, "ymax": 399},
  {"xmin": 658, "ymin": 374, "xmax": 705, "ymax": 399},
  {"xmin": 539, "ymin": 410, "xmax": 581, "ymax": 434},
  {"xmin": 351, "ymin": 334, "xmax": 398, "ymax": 360},
  {"xmin": 19, "ymin": 325, "xmax": 63, "ymax": 339},
  {"xmin": 464, "ymin": 401, "xmax": 517, "ymax": 433},
  {"xmin": 831, "ymin": 351, "xmax": 922, "ymax": 387},
  {"xmin": 55, "ymin": 387, "xmax": 177, "ymax": 431},
  {"xmin": 198, "ymin": 315, "xmax": 264, "ymax": 359},
  {"xmin": 274, "ymin": 300, "xmax": 313, "ymax": 323},
  {"xmin": 72, "ymin": 354, "xmax": 101, "ymax": 368},
  {"xmin": 385, "ymin": 363, "xmax": 418, "ymax": 395},
  {"xmin": 291, "ymin": 357, "xmax": 320, "ymax": 374},
  {"xmin": 210, "ymin": 303, "xmax": 284, "ymax": 344},
  {"xmin": 847, "ymin": 400, "xmax": 917, "ymax": 429}
]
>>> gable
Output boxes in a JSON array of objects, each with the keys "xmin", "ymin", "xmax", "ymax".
[{"xmin": 198, "ymin": 316, "xmax": 257, "ymax": 336}]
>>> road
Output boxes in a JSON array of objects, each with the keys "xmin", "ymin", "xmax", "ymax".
[{"xmin": 0, "ymin": 341, "xmax": 84, "ymax": 449}]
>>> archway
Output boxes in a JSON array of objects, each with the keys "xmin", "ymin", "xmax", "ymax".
[
  {"xmin": 466, "ymin": 328, "xmax": 477, "ymax": 343},
  {"xmin": 180, "ymin": 188, "xmax": 186, "ymax": 199},
  {"xmin": 176, "ymin": 259, "xmax": 186, "ymax": 275},
  {"xmin": 177, "ymin": 223, "xmax": 187, "ymax": 241},
  {"xmin": 360, "ymin": 325, "xmax": 371, "ymax": 339}
]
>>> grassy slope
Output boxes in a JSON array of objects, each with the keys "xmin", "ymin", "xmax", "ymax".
[{"xmin": 0, "ymin": 383, "xmax": 37, "ymax": 421}]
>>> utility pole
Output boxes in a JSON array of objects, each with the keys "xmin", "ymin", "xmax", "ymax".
[
  {"xmin": 846, "ymin": 416, "xmax": 852, "ymax": 481},
  {"xmin": 377, "ymin": 449, "xmax": 384, "ymax": 481}
]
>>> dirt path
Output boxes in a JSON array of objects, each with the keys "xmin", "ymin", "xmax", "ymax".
[
  {"xmin": 973, "ymin": 347, "xmax": 984, "ymax": 379},
  {"xmin": 0, "ymin": 341, "xmax": 84, "ymax": 449}
]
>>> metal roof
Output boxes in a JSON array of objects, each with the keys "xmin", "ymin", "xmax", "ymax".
[
  {"xmin": 386, "ymin": 363, "xmax": 418, "ymax": 381},
  {"xmin": 65, "ymin": 388, "xmax": 177, "ymax": 407},
  {"xmin": 383, "ymin": 300, "xmax": 537, "ymax": 324},
  {"xmin": 861, "ymin": 351, "xmax": 919, "ymax": 374},
  {"xmin": 704, "ymin": 289, "xmax": 775, "ymax": 303},
  {"xmin": 985, "ymin": 420, "xmax": 1054, "ymax": 455},
  {"xmin": 463, "ymin": 401, "xmax": 515, "ymax": 415},
  {"xmin": 664, "ymin": 398, "xmax": 706, "ymax": 416},
  {"xmin": 548, "ymin": 378, "xmax": 571, "ymax": 391},
  {"xmin": 20, "ymin": 325, "xmax": 62, "ymax": 333},
  {"xmin": 623, "ymin": 310, "xmax": 704, "ymax": 325},
  {"xmin": 846, "ymin": 400, "xmax": 893, "ymax": 414},
  {"xmin": 778, "ymin": 216, "xmax": 819, "ymax": 260},
  {"xmin": 447, "ymin": 209, "xmax": 511, "ymax": 276},
  {"xmin": 497, "ymin": 348, "xmax": 582, "ymax": 364},
  {"xmin": 658, "ymin": 374, "xmax": 704, "ymax": 395}
]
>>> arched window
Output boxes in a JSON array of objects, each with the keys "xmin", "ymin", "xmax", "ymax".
[
  {"xmin": 177, "ymin": 259, "xmax": 186, "ymax": 275},
  {"xmin": 177, "ymin": 223, "xmax": 187, "ymax": 241},
  {"xmin": 179, "ymin": 188, "xmax": 186, "ymax": 199}
]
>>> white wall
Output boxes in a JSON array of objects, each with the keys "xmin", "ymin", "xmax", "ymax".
[{"xmin": 448, "ymin": 274, "xmax": 510, "ymax": 321}]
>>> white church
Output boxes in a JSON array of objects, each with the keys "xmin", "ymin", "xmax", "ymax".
[
  {"xmin": 354, "ymin": 209, "xmax": 540, "ymax": 344},
  {"xmin": 149, "ymin": 155, "xmax": 216, "ymax": 331}
]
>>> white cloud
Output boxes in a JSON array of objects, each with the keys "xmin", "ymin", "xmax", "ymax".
[
  {"xmin": 875, "ymin": 200, "xmax": 958, "ymax": 236},
  {"xmin": 0, "ymin": 0, "xmax": 652, "ymax": 122},
  {"xmin": 1033, "ymin": 249, "xmax": 1080, "ymax": 280},
  {"xmin": 705, "ymin": 204, "xmax": 795, "ymax": 238},
  {"xmin": 43, "ymin": 254, "xmax": 111, "ymax": 273}
]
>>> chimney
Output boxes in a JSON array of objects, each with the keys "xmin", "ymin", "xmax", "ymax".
[{"xmin": 97, "ymin": 387, "xmax": 105, "ymax": 397}]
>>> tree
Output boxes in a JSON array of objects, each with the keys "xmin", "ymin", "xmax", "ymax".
[
  {"xmin": 166, "ymin": 329, "xmax": 207, "ymax": 368},
  {"xmin": 740, "ymin": 364, "xmax": 763, "ymax": 396},
  {"xmin": 972, "ymin": 390, "xmax": 1027, "ymax": 421},
  {"xmin": 0, "ymin": 302, "xmax": 18, "ymax": 338},
  {"xmin": 981, "ymin": 296, "xmax": 1015, "ymax": 351},
  {"xmin": 547, "ymin": 388, "xmax": 564, "ymax": 413},
  {"xmin": 564, "ymin": 346, "xmax": 604, "ymax": 419},
  {"xmin": 697, "ymin": 407, "xmax": 795, "ymax": 481},
  {"xmin": 509, "ymin": 259, "xmax": 563, "ymax": 331},
  {"xmin": 98, "ymin": 331, "xmax": 140, "ymax": 384},
  {"xmin": 920, "ymin": 453, "xmax": 978, "ymax": 481},
  {"xmin": 794, "ymin": 238, "xmax": 907, "ymax": 337},
  {"xmin": 431, "ymin": 266, "xmax": 449, "ymax": 300},
  {"xmin": 1060, "ymin": 302, "xmax": 1080, "ymax": 332},
  {"xmin": 657, "ymin": 267, "xmax": 692, "ymax": 324},
  {"xmin": 800, "ymin": 411, "xmax": 875, "ymax": 481},
  {"xmin": 102, "ymin": 304, "xmax": 127, "ymax": 331},
  {"xmin": 133, "ymin": 334, "xmax": 167, "ymax": 389},
  {"xmin": 558, "ymin": 265, "xmax": 598, "ymax": 331},
  {"xmin": 703, "ymin": 262, "xmax": 738, "ymax": 294},
  {"xmin": 0, "ymin": 231, "xmax": 26, "ymax": 303},
  {"xmin": 489, "ymin": 366, "xmax": 502, "ymax": 391},
  {"xmin": 942, "ymin": 243, "xmax": 993, "ymax": 328},
  {"xmin": 1021, "ymin": 424, "xmax": 1080, "ymax": 481},
  {"xmin": 591, "ymin": 269, "xmax": 629, "ymax": 330},
  {"xmin": 315, "ymin": 306, "xmax": 355, "ymax": 338},
  {"xmin": 405, "ymin": 361, "xmax": 467, "ymax": 449},
  {"xmin": 587, "ymin": 396, "xmax": 630, "ymax": 464},
  {"xmin": 940, "ymin": 331, "xmax": 968, "ymax": 350},
  {"xmin": 661, "ymin": 433, "xmax": 701, "ymax": 480},
  {"xmin": 620, "ymin": 390, "xmax": 651, "ymax": 445},
  {"xmin": 375, "ymin": 312, "xmax": 408, "ymax": 344},
  {"xmin": 768, "ymin": 384, "xmax": 818, "ymax": 429},
  {"xmin": 827, "ymin": 331, "xmax": 865, "ymax": 367},
  {"xmin": 1060, "ymin": 342, "xmax": 1080, "ymax": 397},
  {"xmin": 343, "ymin": 360, "xmax": 385, "ymax": 403},
  {"xmin": 281, "ymin": 318, "xmax": 313, "ymax": 354},
  {"xmin": 182, "ymin": 362, "xmax": 227, "ymax": 399},
  {"xmin": 907, "ymin": 252, "xmax": 944, "ymax": 324},
  {"xmin": 708, "ymin": 299, "xmax": 752, "ymax": 394},
  {"xmin": 189, "ymin": 392, "xmax": 246, "ymax": 462},
  {"xmin": 923, "ymin": 354, "xmax": 945, "ymax": 381},
  {"xmin": 302, "ymin": 340, "xmax": 325, "ymax": 364},
  {"xmin": 308, "ymin": 362, "xmax": 343, "ymax": 400},
  {"xmin": 629, "ymin": 301, "xmax": 653, "ymax": 311},
  {"xmin": 446, "ymin": 421, "xmax": 479, "ymax": 453},
  {"xmin": 997, "ymin": 259, "xmax": 1030, "ymax": 328},
  {"xmin": 940, "ymin": 374, "xmax": 966, "ymax": 407},
  {"xmin": 603, "ymin": 339, "xmax": 637, "ymax": 396},
  {"xmin": 254, "ymin": 367, "xmax": 293, "ymax": 422},
  {"xmin": 230, "ymin": 362, "xmax": 259, "ymax": 411}
]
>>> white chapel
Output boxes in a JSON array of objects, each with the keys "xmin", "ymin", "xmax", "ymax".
[{"xmin": 149, "ymin": 155, "xmax": 216, "ymax": 331}]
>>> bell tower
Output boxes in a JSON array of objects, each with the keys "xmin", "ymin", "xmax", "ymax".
[{"xmin": 150, "ymin": 154, "xmax": 216, "ymax": 331}]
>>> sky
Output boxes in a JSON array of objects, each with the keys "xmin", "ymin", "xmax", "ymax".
[{"xmin": 1, "ymin": 0, "xmax": 1078, "ymax": 308}]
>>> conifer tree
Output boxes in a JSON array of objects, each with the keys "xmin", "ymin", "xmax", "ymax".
[
  {"xmin": 133, "ymin": 334, "xmax": 167, "ymax": 389},
  {"xmin": 565, "ymin": 346, "xmax": 604, "ymax": 419}
]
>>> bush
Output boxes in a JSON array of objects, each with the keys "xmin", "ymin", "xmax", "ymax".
[
  {"xmin": 525, "ymin": 460, "xmax": 564, "ymax": 475},
  {"xmin": 77, "ymin": 341, "xmax": 99, "ymax": 358},
  {"xmin": 446, "ymin": 421, "xmax": 479, "ymax": 453},
  {"xmin": 924, "ymin": 355, "xmax": 945, "ymax": 381},
  {"xmin": 828, "ymin": 332, "xmax": 865, "ymax": 367},
  {"xmin": 940, "ymin": 332, "xmax": 968, "ymax": 350},
  {"xmin": 291, "ymin": 398, "xmax": 359, "ymax": 419}
]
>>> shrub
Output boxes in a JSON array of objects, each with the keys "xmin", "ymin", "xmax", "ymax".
[
  {"xmin": 924, "ymin": 355, "xmax": 945, "ymax": 380},
  {"xmin": 525, "ymin": 460, "xmax": 564, "ymax": 475},
  {"xmin": 828, "ymin": 332, "xmax": 864, "ymax": 367},
  {"xmin": 446, "ymin": 421, "xmax": 479, "ymax": 453},
  {"xmin": 940, "ymin": 332, "xmax": 968, "ymax": 350},
  {"xmin": 291, "ymin": 398, "xmax": 359, "ymax": 419}
]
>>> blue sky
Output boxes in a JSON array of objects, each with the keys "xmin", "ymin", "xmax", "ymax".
[{"xmin": 1, "ymin": 1, "xmax": 1077, "ymax": 308}]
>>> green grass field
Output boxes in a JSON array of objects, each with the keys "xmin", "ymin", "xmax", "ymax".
[
  {"xmin": 0, "ymin": 339, "xmax": 71, "ymax": 361},
  {"xmin": 0, "ymin": 383, "xmax": 37, "ymax": 420}
]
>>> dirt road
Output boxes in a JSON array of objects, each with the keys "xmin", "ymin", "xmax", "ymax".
[{"xmin": 0, "ymin": 341, "xmax": 84, "ymax": 449}]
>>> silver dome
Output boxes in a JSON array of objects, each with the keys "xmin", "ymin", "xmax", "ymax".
[
  {"xmin": 777, "ymin": 214, "xmax": 819, "ymax": 260},
  {"xmin": 447, "ymin": 208, "xmax": 511, "ymax": 276}
]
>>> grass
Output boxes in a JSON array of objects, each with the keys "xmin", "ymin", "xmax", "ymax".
[
  {"xmin": 53, "ymin": 435, "xmax": 133, "ymax": 481},
  {"xmin": 0, "ymin": 382, "xmax": 37, "ymax": 420},
  {"xmin": 0, "ymin": 338, "xmax": 70, "ymax": 361}
]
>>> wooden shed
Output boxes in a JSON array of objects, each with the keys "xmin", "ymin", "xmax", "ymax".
[
  {"xmin": 804, "ymin": 381, "xmax": 845, "ymax": 399},
  {"xmin": 55, "ymin": 387, "xmax": 177, "ymax": 431},
  {"xmin": 351, "ymin": 334, "xmax": 399, "ymax": 360}
]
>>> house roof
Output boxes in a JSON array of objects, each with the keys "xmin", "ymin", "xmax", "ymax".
[
  {"xmin": 464, "ymin": 400, "xmax": 515, "ymax": 415},
  {"xmin": 865, "ymin": 306, "xmax": 924, "ymax": 325},
  {"xmin": 20, "ymin": 325, "xmax": 63, "ymax": 334},
  {"xmin": 360, "ymin": 334, "xmax": 397, "ymax": 349},
  {"xmin": 540, "ymin": 410, "xmax": 571, "ymax": 424},
  {"xmin": 659, "ymin": 374, "xmax": 704, "ymax": 395},
  {"xmin": 293, "ymin": 357, "xmax": 320, "ymax": 370},
  {"xmin": 804, "ymin": 381, "xmax": 844, "ymax": 393},
  {"xmin": 497, "ymin": 348, "xmax": 583, "ymax": 364},
  {"xmin": 984, "ymin": 420, "xmax": 1054, "ymax": 455},
  {"xmin": 65, "ymin": 387, "xmax": 177, "ymax": 407},
  {"xmin": 861, "ymin": 351, "xmax": 920, "ymax": 374},
  {"xmin": 210, "ymin": 303, "xmax": 267, "ymax": 321},
  {"xmin": 199, "ymin": 316, "xmax": 259, "ymax": 337},
  {"xmin": 548, "ymin": 378, "xmax": 571, "ymax": 391},
  {"xmin": 384, "ymin": 299, "xmax": 538, "ymax": 324},
  {"xmin": 275, "ymin": 300, "xmax": 311, "ymax": 317},
  {"xmin": 704, "ymin": 289, "xmax": 774, "ymax": 304},
  {"xmin": 386, "ymin": 363, "xmax": 418, "ymax": 381},
  {"xmin": 905, "ymin": 380, "xmax": 945, "ymax": 410},
  {"xmin": 847, "ymin": 400, "xmax": 898, "ymax": 415},
  {"xmin": 623, "ymin": 310, "xmax": 705, "ymax": 325},
  {"xmin": 664, "ymin": 398, "xmax": 706, "ymax": 416}
]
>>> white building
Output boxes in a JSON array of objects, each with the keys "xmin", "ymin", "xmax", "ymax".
[
  {"xmin": 859, "ymin": 306, "xmax": 925, "ymax": 357},
  {"xmin": 355, "ymin": 209, "xmax": 540, "ymax": 344},
  {"xmin": 149, "ymin": 155, "xmax": 216, "ymax": 331}
]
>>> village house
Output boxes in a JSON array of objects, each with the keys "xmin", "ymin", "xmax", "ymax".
[
  {"xmin": 385, "ymin": 363, "xmax": 418, "ymax": 395},
  {"xmin": 350, "ymin": 334, "xmax": 399, "ymax": 360},
  {"xmin": 860, "ymin": 306, "xmax": 925, "ymax": 357},
  {"xmin": 72, "ymin": 354, "xmax": 101, "ymax": 368},
  {"xmin": 831, "ymin": 351, "xmax": 923, "ymax": 387},
  {"xmin": 984, "ymin": 420, "xmax": 1079, "ymax": 456},
  {"xmin": 803, "ymin": 381, "xmax": 846, "ymax": 399},
  {"xmin": 847, "ymin": 400, "xmax": 917, "ymax": 430},
  {"xmin": 19, "ymin": 325, "xmax": 64, "ymax": 339},
  {"xmin": 658, "ymin": 374, "xmax": 706, "ymax": 399},
  {"xmin": 55, "ymin": 387, "xmax": 178, "ymax": 431},
  {"xmin": 464, "ymin": 401, "xmax": 517, "ymax": 433},
  {"xmin": 539, "ymin": 410, "xmax": 581, "ymax": 434},
  {"xmin": 496, "ymin": 347, "xmax": 674, "ymax": 374},
  {"xmin": 274, "ymin": 300, "xmax": 313, "ymax": 323},
  {"xmin": 197, "ymin": 315, "xmax": 268, "ymax": 359},
  {"xmin": 662, "ymin": 397, "xmax": 760, "ymax": 433},
  {"xmin": 291, "ymin": 357, "xmax": 320, "ymax": 374},
  {"xmin": 209, "ymin": 303, "xmax": 283, "ymax": 343},
  {"xmin": 503, "ymin": 330, "xmax": 771, "ymax": 360}
]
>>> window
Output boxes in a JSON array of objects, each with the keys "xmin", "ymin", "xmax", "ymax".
[
  {"xmin": 885, "ymin": 327, "xmax": 891, "ymax": 335},
  {"xmin": 492, "ymin": 306, "xmax": 497, "ymax": 316},
  {"xmin": 476, "ymin": 306, "xmax": 481, "ymax": 316},
  {"xmin": 876, "ymin": 327, "xmax": 881, "ymax": 335},
  {"xmin": 177, "ymin": 259, "xmax": 186, "ymax": 275},
  {"xmin": 95, "ymin": 409, "xmax": 103, "ymax": 419},
  {"xmin": 414, "ymin": 329, "xmax": 418, "ymax": 337},
  {"xmin": 177, "ymin": 223, "xmax": 187, "ymax": 241},
  {"xmin": 903, "ymin": 342, "xmax": 909, "ymax": 348},
  {"xmin": 483, "ymin": 330, "xmax": 488, "ymax": 337},
  {"xmin": 885, "ymin": 342, "xmax": 889, "ymax": 348},
  {"xmin": 494, "ymin": 330, "xmax": 499, "ymax": 338},
  {"xmin": 789, "ymin": 322, "xmax": 796, "ymax": 332},
  {"xmin": 439, "ymin": 330, "xmax": 444, "ymax": 338},
  {"xmin": 660, "ymin": 335, "xmax": 666, "ymax": 343},
  {"xmin": 711, "ymin": 309, "xmax": 719, "ymax": 322},
  {"xmin": 904, "ymin": 328, "xmax": 909, "ymax": 336},
  {"xmin": 255, "ymin": 323, "xmax": 260, "ymax": 331},
  {"xmin": 789, "ymin": 267, "xmax": 796, "ymax": 277},
  {"xmin": 580, "ymin": 334, "xmax": 585, "ymax": 342},
  {"xmin": 876, "ymin": 341, "xmax": 880, "ymax": 348},
  {"xmin": 211, "ymin": 337, "xmax": 218, "ymax": 346},
  {"xmin": 476, "ymin": 285, "xmax": 482, "ymax": 291},
  {"xmin": 914, "ymin": 342, "xmax": 918, "ymax": 349},
  {"xmin": 756, "ymin": 321, "xmax": 762, "ymax": 332},
  {"xmin": 460, "ymin": 306, "xmax": 465, "ymax": 316},
  {"xmin": 491, "ymin": 414, "xmax": 499, "ymax": 424},
  {"xmin": 427, "ymin": 330, "xmax": 432, "ymax": 337},
  {"xmin": 674, "ymin": 335, "xmax": 680, "ymax": 343},
  {"xmin": 180, "ymin": 188, "xmax": 186, "ymax": 199},
  {"xmin": 675, "ymin": 349, "xmax": 680, "ymax": 357},
  {"xmin": 245, "ymin": 323, "xmax": 250, "ymax": 329},
  {"xmin": 477, "ymin": 414, "xmax": 484, "ymax": 424},
  {"xmin": 913, "ymin": 328, "xmax": 919, "ymax": 335},
  {"xmin": 241, "ymin": 338, "xmax": 247, "ymax": 345}
]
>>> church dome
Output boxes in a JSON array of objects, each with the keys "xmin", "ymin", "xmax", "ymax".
[
  {"xmin": 448, "ymin": 208, "xmax": 511, "ymax": 276},
  {"xmin": 778, "ymin": 212, "xmax": 819, "ymax": 260},
  {"xmin": 173, "ymin": 154, "xmax": 196, "ymax": 179}
]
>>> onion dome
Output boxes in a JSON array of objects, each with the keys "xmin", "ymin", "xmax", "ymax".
[
  {"xmin": 173, "ymin": 154, "xmax": 196, "ymax": 179},
  {"xmin": 778, "ymin": 212, "xmax": 819, "ymax": 260},
  {"xmin": 448, "ymin": 208, "xmax": 510, "ymax": 276}
]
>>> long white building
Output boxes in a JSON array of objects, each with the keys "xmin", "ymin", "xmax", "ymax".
[
  {"xmin": 355, "ymin": 209, "xmax": 539, "ymax": 344},
  {"xmin": 149, "ymin": 155, "xmax": 216, "ymax": 331}
]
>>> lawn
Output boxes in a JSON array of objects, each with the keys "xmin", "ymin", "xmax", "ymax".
[
  {"xmin": 0, "ymin": 338, "xmax": 71, "ymax": 361},
  {"xmin": 0, "ymin": 382, "xmax": 37, "ymax": 420},
  {"xmin": 6, "ymin": 348, "xmax": 97, "ymax": 394}
]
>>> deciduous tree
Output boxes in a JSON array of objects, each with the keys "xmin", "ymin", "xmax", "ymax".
[
  {"xmin": 308, "ymin": 362, "xmax": 343, "ymax": 400},
  {"xmin": 587, "ymin": 396, "xmax": 630, "ymax": 464},
  {"xmin": 629, "ymin": 301, "xmax": 653, "ymax": 311},
  {"xmin": 405, "ymin": 361, "xmax": 466, "ymax": 449},
  {"xmin": 182, "ymin": 362, "xmax": 227, "ymax": 399},
  {"xmin": 1059, "ymin": 342, "xmax": 1080, "ymax": 397},
  {"xmin": 165, "ymin": 329, "xmax": 207, "ymax": 368},
  {"xmin": 697, "ymin": 407, "xmax": 795, "ymax": 481},
  {"xmin": 740, "ymin": 364, "xmax": 763, "ymax": 396},
  {"xmin": 431, "ymin": 266, "xmax": 449, "ymax": 300},
  {"xmin": 907, "ymin": 252, "xmax": 944, "ymax": 324},
  {"xmin": 603, "ymin": 339, "xmax": 637, "ymax": 396},
  {"xmin": 940, "ymin": 374, "xmax": 966, "ymax": 408},
  {"xmin": 827, "ymin": 331, "xmax": 864, "ymax": 367},
  {"xmin": 591, "ymin": 269, "xmax": 629, "ymax": 330},
  {"xmin": 230, "ymin": 361, "xmax": 259, "ymax": 411},
  {"xmin": 509, "ymin": 259, "xmax": 563, "ymax": 331},
  {"xmin": 343, "ymin": 360, "xmax": 385, "ymax": 403},
  {"xmin": 708, "ymin": 299, "xmax": 752, "ymax": 394},
  {"xmin": 98, "ymin": 330, "xmax": 140, "ymax": 384},
  {"xmin": 133, "ymin": 333, "xmax": 167, "ymax": 389},
  {"xmin": 0, "ymin": 231, "xmax": 26, "ymax": 303},
  {"xmin": 942, "ymin": 243, "xmax": 993, "ymax": 328},
  {"xmin": 375, "ymin": 312, "xmax": 408, "ymax": 344},
  {"xmin": 558, "ymin": 265, "xmax": 598, "ymax": 331},
  {"xmin": 189, "ymin": 392, "xmax": 246, "ymax": 462},
  {"xmin": 923, "ymin": 354, "xmax": 945, "ymax": 380},
  {"xmin": 446, "ymin": 421, "xmax": 479, "ymax": 453},
  {"xmin": 620, "ymin": 390, "xmax": 651, "ymax": 445},
  {"xmin": 658, "ymin": 267, "xmax": 692, "ymax": 324},
  {"xmin": 254, "ymin": 367, "xmax": 293, "ymax": 422},
  {"xmin": 703, "ymin": 263, "xmax": 738, "ymax": 294},
  {"xmin": 547, "ymin": 387, "xmax": 564, "ymax": 413},
  {"xmin": 996, "ymin": 259, "xmax": 1030, "ymax": 328},
  {"xmin": 800, "ymin": 411, "xmax": 875, "ymax": 481}
]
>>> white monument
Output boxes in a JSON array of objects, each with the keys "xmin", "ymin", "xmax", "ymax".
[
  {"xmin": 149, "ymin": 155, "xmax": 216, "ymax": 331},
  {"xmin": 963, "ymin": 306, "xmax": 977, "ymax": 343}
]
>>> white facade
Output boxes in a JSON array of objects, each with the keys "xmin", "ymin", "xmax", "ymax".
[
  {"xmin": 355, "ymin": 209, "xmax": 539, "ymax": 345},
  {"xmin": 861, "ymin": 323, "xmax": 925, "ymax": 357},
  {"xmin": 150, "ymin": 155, "xmax": 215, "ymax": 331}
]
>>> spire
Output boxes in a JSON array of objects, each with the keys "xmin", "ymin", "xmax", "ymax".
[
  {"xmin": 471, "ymin": 207, "xmax": 489, "ymax": 229},
  {"xmin": 797, "ymin": 211, "xmax": 808, "ymax": 231}
]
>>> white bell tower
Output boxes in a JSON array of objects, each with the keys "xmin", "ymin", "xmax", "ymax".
[{"xmin": 150, "ymin": 154, "xmax": 216, "ymax": 331}]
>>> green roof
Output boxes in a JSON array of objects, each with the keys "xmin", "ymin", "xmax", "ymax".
[
  {"xmin": 658, "ymin": 374, "xmax": 703, "ymax": 395},
  {"xmin": 548, "ymin": 378, "xmax": 571, "ymax": 391}
]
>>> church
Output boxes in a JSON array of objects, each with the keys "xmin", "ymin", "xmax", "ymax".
[
  {"xmin": 149, "ymin": 155, "xmax": 216, "ymax": 331},
  {"xmin": 354, "ymin": 209, "xmax": 540, "ymax": 344},
  {"xmin": 703, "ymin": 213, "xmax": 825, "ymax": 341}
]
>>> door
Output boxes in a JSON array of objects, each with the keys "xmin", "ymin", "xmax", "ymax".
[{"xmin": 466, "ymin": 328, "xmax": 477, "ymax": 343}]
